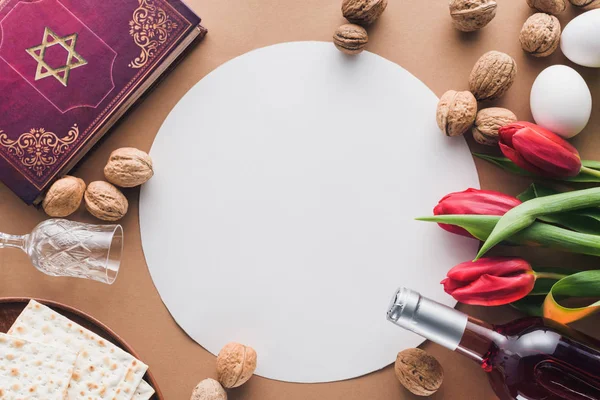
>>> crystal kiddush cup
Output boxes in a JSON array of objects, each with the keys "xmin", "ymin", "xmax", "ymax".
[{"xmin": 0, "ymin": 219, "xmax": 123, "ymax": 284}]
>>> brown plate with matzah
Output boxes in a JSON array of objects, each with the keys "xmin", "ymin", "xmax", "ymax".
[{"xmin": 0, "ymin": 297, "xmax": 163, "ymax": 400}]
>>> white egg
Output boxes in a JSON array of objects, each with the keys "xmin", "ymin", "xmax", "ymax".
[
  {"xmin": 561, "ymin": 9, "xmax": 600, "ymax": 68},
  {"xmin": 530, "ymin": 65, "xmax": 592, "ymax": 138}
]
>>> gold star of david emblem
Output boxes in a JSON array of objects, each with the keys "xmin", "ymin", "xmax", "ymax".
[{"xmin": 25, "ymin": 27, "xmax": 87, "ymax": 87}]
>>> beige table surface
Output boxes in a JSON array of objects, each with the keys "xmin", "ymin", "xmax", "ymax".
[{"xmin": 1, "ymin": 0, "xmax": 600, "ymax": 398}]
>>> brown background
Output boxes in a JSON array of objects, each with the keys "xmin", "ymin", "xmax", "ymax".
[{"xmin": 1, "ymin": 0, "xmax": 599, "ymax": 398}]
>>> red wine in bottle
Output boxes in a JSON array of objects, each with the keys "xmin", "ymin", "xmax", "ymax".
[{"xmin": 387, "ymin": 288, "xmax": 600, "ymax": 400}]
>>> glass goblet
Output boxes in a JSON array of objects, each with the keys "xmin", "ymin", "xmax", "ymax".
[{"xmin": 0, "ymin": 219, "xmax": 123, "ymax": 284}]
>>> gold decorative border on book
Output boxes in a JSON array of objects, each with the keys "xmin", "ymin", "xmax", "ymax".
[
  {"xmin": 0, "ymin": 125, "xmax": 79, "ymax": 178},
  {"xmin": 128, "ymin": 0, "xmax": 179, "ymax": 68}
]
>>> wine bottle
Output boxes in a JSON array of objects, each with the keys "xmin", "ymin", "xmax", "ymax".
[{"xmin": 386, "ymin": 287, "xmax": 600, "ymax": 400}]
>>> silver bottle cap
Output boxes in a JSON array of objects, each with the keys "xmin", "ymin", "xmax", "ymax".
[{"xmin": 387, "ymin": 287, "xmax": 468, "ymax": 351}]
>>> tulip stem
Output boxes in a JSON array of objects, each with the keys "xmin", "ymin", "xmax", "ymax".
[
  {"xmin": 580, "ymin": 166, "xmax": 600, "ymax": 179},
  {"xmin": 534, "ymin": 272, "xmax": 568, "ymax": 280}
]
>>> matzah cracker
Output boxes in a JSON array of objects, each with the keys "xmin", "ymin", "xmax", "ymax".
[
  {"xmin": 9, "ymin": 300, "xmax": 148, "ymax": 400},
  {"xmin": 0, "ymin": 333, "xmax": 77, "ymax": 399},
  {"xmin": 132, "ymin": 380, "xmax": 155, "ymax": 400},
  {"xmin": 0, "ymin": 374, "xmax": 22, "ymax": 400}
]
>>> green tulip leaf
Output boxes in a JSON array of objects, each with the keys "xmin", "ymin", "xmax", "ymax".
[
  {"xmin": 517, "ymin": 183, "xmax": 600, "ymax": 235},
  {"xmin": 517, "ymin": 185, "xmax": 537, "ymax": 202},
  {"xmin": 417, "ymin": 214, "xmax": 600, "ymax": 257},
  {"xmin": 517, "ymin": 183, "xmax": 559, "ymax": 202},
  {"xmin": 473, "ymin": 154, "xmax": 600, "ymax": 183},
  {"xmin": 477, "ymin": 187, "xmax": 600, "ymax": 259},
  {"xmin": 473, "ymin": 154, "xmax": 534, "ymax": 178},
  {"xmin": 572, "ymin": 208, "xmax": 600, "ymax": 222},
  {"xmin": 543, "ymin": 270, "xmax": 600, "ymax": 324},
  {"xmin": 511, "ymin": 297, "xmax": 544, "ymax": 317},
  {"xmin": 582, "ymin": 160, "xmax": 600, "ymax": 170},
  {"xmin": 416, "ymin": 215, "xmax": 496, "ymax": 242},
  {"xmin": 543, "ymin": 214, "xmax": 600, "ymax": 235}
]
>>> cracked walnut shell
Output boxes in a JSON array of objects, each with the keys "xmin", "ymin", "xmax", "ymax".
[
  {"xmin": 333, "ymin": 24, "xmax": 368, "ymax": 55},
  {"xmin": 104, "ymin": 147, "xmax": 153, "ymax": 188},
  {"xmin": 469, "ymin": 51, "xmax": 517, "ymax": 101},
  {"xmin": 520, "ymin": 13, "xmax": 561, "ymax": 57},
  {"xmin": 42, "ymin": 176, "xmax": 86, "ymax": 217},
  {"xmin": 436, "ymin": 90, "xmax": 478, "ymax": 137},
  {"xmin": 526, "ymin": 0, "xmax": 567, "ymax": 14},
  {"xmin": 395, "ymin": 348, "xmax": 444, "ymax": 396},
  {"xmin": 216, "ymin": 342, "xmax": 257, "ymax": 389},
  {"xmin": 472, "ymin": 107, "xmax": 517, "ymax": 145},
  {"xmin": 191, "ymin": 379, "xmax": 227, "ymax": 400},
  {"xmin": 449, "ymin": 0, "xmax": 497, "ymax": 32},
  {"xmin": 342, "ymin": 0, "xmax": 388, "ymax": 25},
  {"xmin": 84, "ymin": 181, "xmax": 128, "ymax": 221}
]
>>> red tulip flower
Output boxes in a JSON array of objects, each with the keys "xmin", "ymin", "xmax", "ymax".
[
  {"xmin": 442, "ymin": 257, "xmax": 535, "ymax": 306},
  {"xmin": 498, "ymin": 121, "xmax": 581, "ymax": 178},
  {"xmin": 433, "ymin": 188, "xmax": 522, "ymax": 238}
]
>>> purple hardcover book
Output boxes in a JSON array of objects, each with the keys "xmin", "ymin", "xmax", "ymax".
[{"xmin": 0, "ymin": 0, "xmax": 206, "ymax": 203}]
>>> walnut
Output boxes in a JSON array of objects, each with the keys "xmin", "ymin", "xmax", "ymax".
[
  {"xmin": 436, "ymin": 90, "xmax": 478, "ymax": 137},
  {"xmin": 333, "ymin": 24, "xmax": 368, "ymax": 55},
  {"xmin": 341, "ymin": 0, "xmax": 388, "ymax": 25},
  {"xmin": 569, "ymin": 0, "xmax": 600, "ymax": 9},
  {"xmin": 42, "ymin": 176, "xmax": 86, "ymax": 217},
  {"xmin": 526, "ymin": 0, "xmax": 567, "ymax": 14},
  {"xmin": 472, "ymin": 107, "xmax": 517, "ymax": 145},
  {"xmin": 104, "ymin": 147, "xmax": 153, "ymax": 188},
  {"xmin": 84, "ymin": 181, "xmax": 128, "ymax": 221},
  {"xmin": 469, "ymin": 51, "xmax": 517, "ymax": 101},
  {"xmin": 216, "ymin": 342, "xmax": 257, "ymax": 388},
  {"xmin": 395, "ymin": 348, "xmax": 444, "ymax": 396},
  {"xmin": 449, "ymin": 0, "xmax": 497, "ymax": 32},
  {"xmin": 519, "ymin": 13, "xmax": 561, "ymax": 57},
  {"xmin": 191, "ymin": 379, "xmax": 227, "ymax": 400}
]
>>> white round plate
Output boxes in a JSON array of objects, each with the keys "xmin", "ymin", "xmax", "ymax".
[{"xmin": 140, "ymin": 41, "xmax": 479, "ymax": 383}]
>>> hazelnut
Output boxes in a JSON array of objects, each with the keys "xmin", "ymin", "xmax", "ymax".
[
  {"xmin": 449, "ymin": 0, "xmax": 497, "ymax": 32},
  {"xmin": 191, "ymin": 379, "xmax": 227, "ymax": 400},
  {"xmin": 569, "ymin": 0, "xmax": 600, "ymax": 8},
  {"xmin": 42, "ymin": 176, "xmax": 86, "ymax": 217},
  {"xmin": 469, "ymin": 51, "xmax": 517, "ymax": 101},
  {"xmin": 104, "ymin": 147, "xmax": 153, "ymax": 188},
  {"xmin": 436, "ymin": 90, "xmax": 478, "ymax": 137},
  {"xmin": 472, "ymin": 107, "xmax": 517, "ymax": 145},
  {"xmin": 519, "ymin": 13, "xmax": 561, "ymax": 57},
  {"xmin": 84, "ymin": 181, "xmax": 128, "ymax": 221},
  {"xmin": 526, "ymin": 0, "xmax": 567, "ymax": 14},
  {"xmin": 216, "ymin": 342, "xmax": 257, "ymax": 388},
  {"xmin": 395, "ymin": 348, "xmax": 444, "ymax": 396},
  {"xmin": 333, "ymin": 24, "xmax": 368, "ymax": 55},
  {"xmin": 341, "ymin": 0, "xmax": 388, "ymax": 25}
]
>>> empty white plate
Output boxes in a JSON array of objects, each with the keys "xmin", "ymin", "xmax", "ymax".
[{"xmin": 139, "ymin": 41, "xmax": 479, "ymax": 383}]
